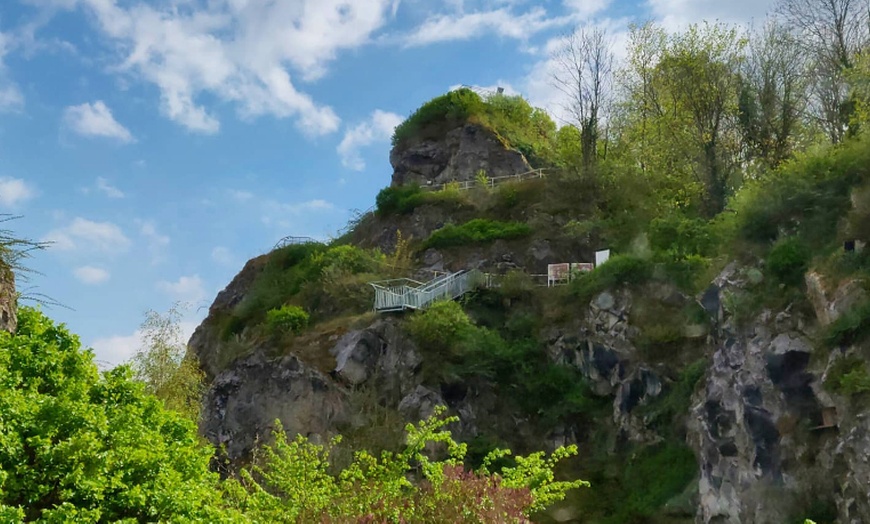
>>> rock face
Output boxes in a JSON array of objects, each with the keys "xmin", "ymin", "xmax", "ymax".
[
  {"xmin": 188, "ymin": 255, "xmax": 267, "ymax": 380},
  {"xmin": 390, "ymin": 123, "xmax": 531, "ymax": 187},
  {"xmin": 201, "ymin": 350, "xmax": 348, "ymax": 460},
  {"xmin": 0, "ymin": 265, "xmax": 16, "ymax": 334},
  {"xmin": 688, "ymin": 265, "xmax": 870, "ymax": 524}
]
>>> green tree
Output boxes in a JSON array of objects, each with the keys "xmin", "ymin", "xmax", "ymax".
[
  {"xmin": 225, "ymin": 406, "xmax": 588, "ymax": 523},
  {"xmin": 617, "ymin": 22, "xmax": 746, "ymax": 216},
  {"xmin": 0, "ymin": 307, "xmax": 235, "ymax": 522},
  {"xmin": 129, "ymin": 302, "xmax": 205, "ymax": 422}
]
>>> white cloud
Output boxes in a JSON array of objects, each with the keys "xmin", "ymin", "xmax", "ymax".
[
  {"xmin": 647, "ymin": 0, "xmax": 777, "ymax": 29},
  {"xmin": 95, "ymin": 177, "xmax": 124, "ymax": 198},
  {"xmin": 211, "ymin": 246, "xmax": 234, "ymax": 266},
  {"xmin": 337, "ymin": 110, "xmax": 403, "ymax": 171},
  {"xmin": 73, "ymin": 265, "xmax": 110, "ymax": 284},
  {"xmin": 63, "ymin": 101, "xmax": 134, "ymax": 143},
  {"xmin": 0, "ymin": 177, "xmax": 35, "ymax": 207},
  {"xmin": 283, "ymin": 199, "xmax": 335, "ymax": 214},
  {"xmin": 158, "ymin": 274, "xmax": 207, "ymax": 305},
  {"xmin": 404, "ymin": 7, "xmax": 571, "ymax": 47},
  {"xmin": 48, "ymin": 0, "xmax": 402, "ymax": 135},
  {"xmin": 0, "ymin": 31, "xmax": 24, "ymax": 112},
  {"xmin": 43, "ymin": 217, "xmax": 130, "ymax": 253},
  {"xmin": 228, "ymin": 189, "xmax": 254, "ymax": 202},
  {"xmin": 89, "ymin": 319, "xmax": 200, "ymax": 367},
  {"xmin": 139, "ymin": 220, "xmax": 170, "ymax": 264}
]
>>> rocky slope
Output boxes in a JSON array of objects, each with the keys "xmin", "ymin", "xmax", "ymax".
[
  {"xmin": 187, "ymin": 116, "xmax": 870, "ymax": 523},
  {"xmin": 390, "ymin": 122, "xmax": 531, "ymax": 187}
]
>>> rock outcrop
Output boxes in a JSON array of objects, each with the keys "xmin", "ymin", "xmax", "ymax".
[
  {"xmin": 390, "ymin": 123, "xmax": 531, "ymax": 187},
  {"xmin": 688, "ymin": 264, "xmax": 870, "ymax": 523},
  {"xmin": 0, "ymin": 265, "xmax": 16, "ymax": 334}
]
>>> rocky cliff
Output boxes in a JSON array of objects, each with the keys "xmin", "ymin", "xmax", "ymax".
[
  {"xmin": 390, "ymin": 123, "xmax": 531, "ymax": 187},
  {"xmin": 0, "ymin": 265, "xmax": 16, "ymax": 334}
]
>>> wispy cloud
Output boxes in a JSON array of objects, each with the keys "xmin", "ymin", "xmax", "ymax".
[
  {"xmin": 139, "ymin": 220, "xmax": 170, "ymax": 264},
  {"xmin": 95, "ymin": 177, "xmax": 124, "ymax": 198},
  {"xmin": 63, "ymin": 101, "xmax": 134, "ymax": 143},
  {"xmin": 337, "ymin": 110, "xmax": 403, "ymax": 171},
  {"xmin": 158, "ymin": 274, "xmax": 207, "ymax": 305},
  {"xmin": 73, "ymin": 265, "xmax": 110, "ymax": 284},
  {"xmin": 0, "ymin": 177, "xmax": 35, "ymax": 207},
  {"xmin": 43, "ymin": 217, "xmax": 130, "ymax": 253}
]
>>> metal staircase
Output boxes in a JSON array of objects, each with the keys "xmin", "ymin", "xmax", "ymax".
[{"xmin": 369, "ymin": 270, "xmax": 491, "ymax": 313}]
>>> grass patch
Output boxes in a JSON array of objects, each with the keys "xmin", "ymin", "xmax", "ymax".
[
  {"xmin": 571, "ymin": 254, "xmax": 653, "ymax": 303},
  {"xmin": 824, "ymin": 354, "xmax": 870, "ymax": 395},
  {"xmin": 822, "ymin": 300, "xmax": 870, "ymax": 348},
  {"xmin": 422, "ymin": 219, "xmax": 531, "ymax": 250}
]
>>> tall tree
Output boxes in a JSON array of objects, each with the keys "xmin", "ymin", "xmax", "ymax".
[
  {"xmin": 551, "ymin": 26, "xmax": 615, "ymax": 169},
  {"xmin": 617, "ymin": 22, "xmax": 746, "ymax": 217},
  {"xmin": 738, "ymin": 21, "xmax": 809, "ymax": 171},
  {"xmin": 776, "ymin": 0, "xmax": 870, "ymax": 142},
  {"xmin": 129, "ymin": 302, "xmax": 205, "ymax": 422}
]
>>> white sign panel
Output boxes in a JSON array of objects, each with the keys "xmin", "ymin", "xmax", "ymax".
[{"xmin": 595, "ymin": 249, "xmax": 610, "ymax": 267}]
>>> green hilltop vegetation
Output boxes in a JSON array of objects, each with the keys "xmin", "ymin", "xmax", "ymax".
[{"xmin": 5, "ymin": 15, "xmax": 870, "ymax": 523}]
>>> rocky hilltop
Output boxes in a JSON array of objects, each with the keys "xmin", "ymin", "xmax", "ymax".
[{"xmin": 189, "ymin": 89, "xmax": 870, "ymax": 523}]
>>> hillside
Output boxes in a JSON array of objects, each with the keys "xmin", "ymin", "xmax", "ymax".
[{"xmin": 187, "ymin": 85, "xmax": 870, "ymax": 523}]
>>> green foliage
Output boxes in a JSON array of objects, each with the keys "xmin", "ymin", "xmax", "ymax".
[
  {"xmin": 571, "ymin": 255, "xmax": 653, "ymax": 303},
  {"xmin": 265, "ymin": 305, "xmax": 310, "ymax": 335},
  {"xmin": 392, "ymin": 88, "xmax": 486, "ymax": 147},
  {"xmin": 636, "ymin": 359, "xmax": 707, "ymax": 434},
  {"xmin": 824, "ymin": 355, "xmax": 870, "ymax": 395},
  {"xmin": 649, "ymin": 215, "xmax": 717, "ymax": 258},
  {"xmin": 375, "ymin": 184, "xmax": 426, "ymax": 216},
  {"xmin": 611, "ymin": 443, "xmax": 697, "ymax": 522},
  {"xmin": 730, "ymin": 136, "xmax": 870, "ymax": 247},
  {"xmin": 227, "ymin": 406, "xmax": 588, "ymax": 522},
  {"xmin": 0, "ymin": 308, "xmax": 233, "ymax": 522},
  {"xmin": 423, "ymin": 219, "xmax": 531, "ymax": 250},
  {"xmin": 407, "ymin": 300, "xmax": 474, "ymax": 354},
  {"xmin": 822, "ymin": 300, "xmax": 870, "ymax": 348},
  {"xmin": 483, "ymin": 94, "xmax": 557, "ymax": 165},
  {"xmin": 129, "ymin": 303, "xmax": 205, "ymax": 422},
  {"xmin": 766, "ymin": 237, "xmax": 811, "ymax": 287}
]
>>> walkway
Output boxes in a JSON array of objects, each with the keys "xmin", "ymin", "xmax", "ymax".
[{"xmin": 369, "ymin": 269, "xmax": 491, "ymax": 313}]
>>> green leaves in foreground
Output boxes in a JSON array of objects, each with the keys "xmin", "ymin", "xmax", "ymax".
[
  {"xmin": 226, "ymin": 405, "xmax": 589, "ymax": 523},
  {"xmin": 1, "ymin": 308, "xmax": 587, "ymax": 523}
]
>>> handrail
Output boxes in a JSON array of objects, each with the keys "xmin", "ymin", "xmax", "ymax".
[
  {"xmin": 369, "ymin": 269, "xmax": 490, "ymax": 312},
  {"xmin": 420, "ymin": 168, "xmax": 547, "ymax": 192}
]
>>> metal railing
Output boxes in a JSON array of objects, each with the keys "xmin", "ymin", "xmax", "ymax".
[
  {"xmin": 369, "ymin": 269, "xmax": 491, "ymax": 313},
  {"xmin": 420, "ymin": 168, "xmax": 547, "ymax": 192},
  {"xmin": 274, "ymin": 236, "xmax": 317, "ymax": 250}
]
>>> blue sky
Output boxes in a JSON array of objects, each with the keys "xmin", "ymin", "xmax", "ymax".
[{"xmin": 0, "ymin": 0, "xmax": 776, "ymax": 366}]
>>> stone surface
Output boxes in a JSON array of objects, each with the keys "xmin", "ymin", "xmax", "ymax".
[
  {"xmin": 390, "ymin": 123, "xmax": 532, "ymax": 187},
  {"xmin": 0, "ymin": 265, "xmax": 16, "ymax": 334},
  {"xmin": 200, "ymin": 350, "xmax": 348, "ymax": 460}
]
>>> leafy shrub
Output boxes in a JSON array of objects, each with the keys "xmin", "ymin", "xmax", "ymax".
[
  {"xmin": 649, "ymin": 215, "xmax": 717, "ymax": 258},
  {"xmin": 823, "ymin": 300, "xmax": 870, "ymax": 348},
  {"xmin": 658, "ymin": 253, "xmax": 711, "ymax": 292},
  {"xmin": 392, "ymin": 88, "xmax": 486, "ymax": 146},
  {"xmin": 309, "ymin": 244, "xmax": 384, "ymax": 276},
  {"xmin": 766, "ymin": 236, "xmax": 811, "ymax": 286},
  {"xmin": 227, "ymin": 406, "xmax": 588, "ymax": 522},
  {"xmin": 498, "ymin": 270, "xmax": 535, "ymax": 300},
  {"xmin": 0, "ymin": 308, "xmax": 231, "ymax": 521},
  {"xmin": 375, "ymin": 184, "xmax": 425, "ymax": 216},
  {"xmin": 265, "ymin": 305, "xmax": 310, "ymax": 335},
  {"xmin": 423, "ymin": 219, "xmax": 531, "ymax": 249},
  {"xmin": 614, "ymin": 443, "xmax": 697, "ymax": 521},
  {"xmin": 824, "ymin": 355, "xmax": 870, "ymax": 395},
  {"xmin": 407, "ymin": 300, "xmax": 474, "ymax": 353},
  {"xmin": 572, "ymin": 254, "xmax": 653, "ymax": 303}
]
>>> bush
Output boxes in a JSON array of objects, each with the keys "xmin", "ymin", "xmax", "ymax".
[
  {"xmin": 423, "ymin": 219, "xmax": 531, "ymax": 249},
  {"xmin": 265, "ymin": 305, "xmax": 309, "ymax": 335},
  {"xmin": 406, "ymin": 300, "xmax": 474, "ymax": 353},
  {"xmin": 823, "ymin": 300, "xmax": 870, "ymax": 348},
  {"xmin": 649, "ymin": 215, "xmax": 717, "ymax": 258},
  {"xmin": 392, "ymin": 88, "xmax": 486, "ymax": 147},
  {"xmin": 375, "ymin": 184, "xmax": 425, "ymax": 216},
  {"xmin": 824, "ymin": 355, "xmax": 870, "ymax": 395},
  {"xmin": 572, "ymin": 254, "xmax": 653, "ymax": 303},
  {"xmin": 766, "ymin": 237, "xmax": 811, "ymax": 286}
]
